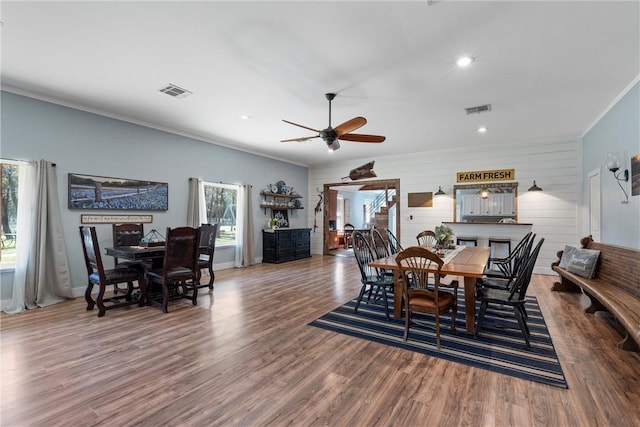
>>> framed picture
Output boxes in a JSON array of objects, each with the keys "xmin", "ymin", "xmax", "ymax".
[
  {"xmin": 80, "ymin": 214, "xmax": 153, "ymax": 224},
  {"xmin": 68, "ymin": 173, "xmax": 168, "ymax": 211},
  {"xmin": 272, "ymin": 209, "xmax": 289, "ymax": 228}
]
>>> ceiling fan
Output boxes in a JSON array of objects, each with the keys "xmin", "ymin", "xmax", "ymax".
[{"xmin": 281, "ymin": 93, "xmax": 386, "ymax": 151}]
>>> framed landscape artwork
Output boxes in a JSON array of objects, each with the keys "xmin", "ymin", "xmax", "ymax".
[{"xmin": 68, "ymin": 173, "xmax": 168, "ymax": 211}]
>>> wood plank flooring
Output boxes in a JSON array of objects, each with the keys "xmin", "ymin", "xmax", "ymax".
[{"xmin": 1, "ymin": 255, "xmax": 639, "ymax": 426}]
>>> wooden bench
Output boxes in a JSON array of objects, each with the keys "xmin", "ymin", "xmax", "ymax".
[{"xmin": 551, "ymin": 236, "xmax": 640, "ymax": 351}]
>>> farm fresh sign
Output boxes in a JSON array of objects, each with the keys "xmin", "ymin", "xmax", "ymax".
[{"xmin": 456, "ymin": 169, "xmax": 515, "ymax": 183}]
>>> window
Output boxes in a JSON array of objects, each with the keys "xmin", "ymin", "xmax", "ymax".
[
  {"xmin": 336, "ymin": 195, "xmax": 344, "ymax": 230},
  {"xmin": 203, "ymin": 182, "xmax": 238, "ymax": 246},
  {"xmin": 363, "ymin": 201, "xmax": 372, "ymax": 227},
  {"xmin": 1, "ymin": 161, "xmax": 20, "ymax": 267}
]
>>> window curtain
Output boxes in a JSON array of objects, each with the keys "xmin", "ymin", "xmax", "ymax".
[
  {"xmin": 186, "ymin": 178, "xmax": 206, "ymax": 227},
  {"xmin": 234, "ymin": 184, "xmax": 255, "ymax": 267},
  {"xmin": 4, "ymin": 160, "xmax": 72, "ymax": 314}
]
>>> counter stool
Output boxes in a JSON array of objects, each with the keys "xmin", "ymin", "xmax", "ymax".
[
  {"xmin": 488, "ymin": 237, "xmax": 512, "ymax": 270},
  {"xmin": 456, "ymin": 236, "xmax": 478, "ymax": 247}
]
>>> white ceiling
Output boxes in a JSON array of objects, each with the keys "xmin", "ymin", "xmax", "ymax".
[{"xmin": 2, "ymin": 1, "xmax": 638, "ymax": 167}]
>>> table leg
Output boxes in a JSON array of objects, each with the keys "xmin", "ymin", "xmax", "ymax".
[
  {"xmin": 393, "ymin": 269, "xmax": 402, "ymax": 318},
  {"xmin": 138, "ymin": 276, "xmax": 148, "ymax": 307},
  {"xmin": 463, "ymin": 276, "xmax": 477, "ymax": 333}
]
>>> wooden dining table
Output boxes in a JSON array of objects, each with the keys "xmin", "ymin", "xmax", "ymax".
[
  {"xmin": 105, "ymin": 244, "xmax": 208, "ymax": 264},
  {"xmin": 369, "ymin": 246, "xmax": 491, "ymax": 333},
  {"xmin": 105, "ymin": 245, "xmax": 166, "ymax": 264}
]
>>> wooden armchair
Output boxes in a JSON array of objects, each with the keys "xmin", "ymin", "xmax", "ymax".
[
  {"xmin": 145, "ymin": 226, "xmax": 200, "ymax": 313},
  {"xmin": 395, "ymin": 246, "xmax": 457, "ymax": 349},
  {"xmin": 112, "ymin": 223, "xmax": 145, "ymax": 268},
  {"xmin": 343, "ymin": 223, "xmax": 355, "ymax": 248},
  {"xmin": 475, "ymin": 238, "xmax": 544, "ymax": 348},
  {"xmin": 196, "ymin": 223, "xmax": 218, "ymax": 289},
  {"xmin": 80, "ymin": 226, "xmax": 143, "ymax": 317},
  {"xmin": 352, "ymin": 231, "xmax": 393, "ymax": 320}
]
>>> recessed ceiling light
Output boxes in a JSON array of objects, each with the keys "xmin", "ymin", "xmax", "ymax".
[
  {"xmin": 456, "ymin": 56, "xmax": 475, "ymax": 67},
  {"xmin": 478, "ymin": 126, "xmax": 488, "ymax": 133},
  {"xmin": 240, "ymin": 115, "xmax": 251, "ymax": 120}
]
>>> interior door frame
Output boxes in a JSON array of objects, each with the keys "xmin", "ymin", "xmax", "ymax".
[
  {"xmin": 588, "ymin": 168, "xmax": 601, "ymax": 242},
  {"xmin": 322, "ymin": 178, "xmax": 401, "ymax": 255}
]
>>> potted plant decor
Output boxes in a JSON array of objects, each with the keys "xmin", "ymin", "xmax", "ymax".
[{"xmin": 434, "ymin": 224, "xmax": 453, "ymax": 248}]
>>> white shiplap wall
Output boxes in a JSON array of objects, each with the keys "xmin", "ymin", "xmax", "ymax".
[{"xmin": 308, "ymin": 139, "xmax": 579, "ymax": 275}]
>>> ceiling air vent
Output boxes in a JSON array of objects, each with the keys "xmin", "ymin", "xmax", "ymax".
[
  {"xmin": 465, "ymin": 104, "xmax": 492, "ymax": 115},
  {"xmin": 159, "ymin": 84, "xmax": 193, "ymax": 99}
]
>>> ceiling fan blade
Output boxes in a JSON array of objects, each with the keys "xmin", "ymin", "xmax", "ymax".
[
  {"xmin": 339, "ymin": 133, "xmax": 386, "ymax": 143},
  {"xmin": 281, "ymin": 135, "xmax": 319, "ymax": 143},
  {"xmin": 282, "ymin": 119, "xmax": 320, "ymax": 133},
  {"xmin": 334, "ymin": 117, "xmax": 367, "ymax": 136}
]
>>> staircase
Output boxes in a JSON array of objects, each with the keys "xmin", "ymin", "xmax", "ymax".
[{"xmin": 368, "ymin": 189, "xmax": 396, "ymax": 231}]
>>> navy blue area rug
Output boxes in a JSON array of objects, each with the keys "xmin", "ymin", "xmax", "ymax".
[{"xmin": 309, "ymin": 292, "xmax": 568, "ymax": 388}]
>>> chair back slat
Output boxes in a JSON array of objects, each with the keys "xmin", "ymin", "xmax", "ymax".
[
  {"xmin": 509, "ymin": 237, "xmax": 544, "ymax": 301},
  {"xmin": 416, "ymin": 230, "xmax": 437, "ymax": 247},
  {"xmin": 395, "ymin": 246, "xmax": 443, "ymax": 292},
  {"xmin": 385, "ymin": 228, "xmax": 403, "ymax": 254},
  {"xmin": 352, "ymin": 230, "xmax": 380, "ymax": 281},
  {"xmin": 508, "ymin": 232, "xmax": 535, "ymax": 277},
  {"xmin": 371, "ymin": 228, "xmax": 390, "ymax": 259}
]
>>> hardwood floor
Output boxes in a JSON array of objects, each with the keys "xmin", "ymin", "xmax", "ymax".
[{"xmin": 1, "ymin": 255, "xmax": 639, "ymax": 426}]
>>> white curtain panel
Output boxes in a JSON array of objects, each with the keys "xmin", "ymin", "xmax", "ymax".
[
  {"xmin": 186, "ymin": 178, "xmax": 206, "ymax": 227},
  {"xmin": 4, "ymin": 160, "xmax": 72, "ymax": 314},
  {"xmin": 234, "ymin": 184, "xmax": 255, "ymax": 267}
]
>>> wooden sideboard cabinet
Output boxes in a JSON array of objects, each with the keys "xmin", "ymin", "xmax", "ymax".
[{"xmin": 262, "ymin": 228, "xmax": 311, "ymax": 263}]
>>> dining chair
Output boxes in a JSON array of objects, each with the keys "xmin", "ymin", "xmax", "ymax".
[
  {"xmin": 395, "ymin": 246, "xmax": 457, "ymax": 349},
  {"xmin": 145, "ymin": 226, "xmax": 200, "ymax": 313},
  {"xmin": 196, "ymin": 223, "xmax": 218, "ymax": 289},
  {"xmin": 474, "ymin": 238, "xmax": 544, "ymax": 348},
  {"xmin": 416, "ymin": 230, "xmax": 437, "ymax": 247},
  {"xmin": 343, "ymin": 223, "xmax": 355, "ymax": 248},
  {"xmin": 483, "ymin": 232, "xmax": 533, "ymax": 280},
  {"xmin": 479, "ymin": 233, "xmax": 535, "ymax": 291},
  {"xmin": 352, "ymin": 230, "xmax": 394, "ymax": 321},
  {"xmin": 370, "ymin": 227, "xmax": 396, "ymax": 285},
  {"xmin": 371, "ymin": 227, "xmax": 391, "ymax": 259},
  {"xmin": 79, "ymin": 226, "xmax": 144, "ymax": 317},
  {"xmin": 385, "ymin": 228, "xmax": 403, "ymax": 254},
  {"xmin": 111, "ymin": 223, "xmax": 148, "ymax": 294},
  {"xmin": 112, "ymin": 223, "xmax": 145, "ymax": 268}
]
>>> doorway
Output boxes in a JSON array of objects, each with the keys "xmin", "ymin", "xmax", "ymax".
[
  {"xmin": 322, "ymin": 179, "xmax": 400, "ymax": 255},
  {"xmin": 588, "ymin": 168, "xmax": 601, "ymax": 242}
]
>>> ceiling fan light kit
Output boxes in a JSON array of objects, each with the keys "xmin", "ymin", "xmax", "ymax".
[{"xmin": 282, "ymin": 93, "xmax": 386, "ymax": 152}]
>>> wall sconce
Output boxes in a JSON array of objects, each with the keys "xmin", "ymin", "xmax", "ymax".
[
  {"xmin": 606, "ymin": 152, "xmax": 629, "ymax": 204},
  {"xmin": 527, "ymin": 180, "xmax": 543, "ymax": 192},
  {"xmin": 434, "ymin": 186, "xmax": 445, "ymax": 196}
]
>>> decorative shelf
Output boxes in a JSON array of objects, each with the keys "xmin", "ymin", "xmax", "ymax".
[
  {"xmin": 260, "ymin": 191, "xmax": 304, "ymax": 213},
  {"xmin": 260, "ymin": 205, "xmax": 304, "ymax": 209},
  {"xmin": 260, "ymin": 191, "xmax": 302, "ymax": 199}
]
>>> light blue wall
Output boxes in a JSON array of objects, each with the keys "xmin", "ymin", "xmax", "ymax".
[
  {"xmin": 351, "ymin": 191, "xmax": 380, "ymax": 229},
  {"xmin": 582, "ymin": 82, "xmax": 640, "ymax": 248},
  {"xmin": 0, "ymin": 91, "xmax": 308, "ymax": 298}
]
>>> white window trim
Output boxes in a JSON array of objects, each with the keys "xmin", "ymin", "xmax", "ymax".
[{"xmin": 202, "ymin": 181, "xmax": 240, "ymax": 247}]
